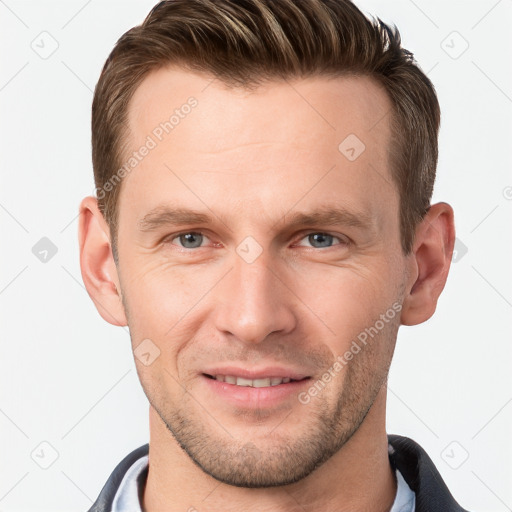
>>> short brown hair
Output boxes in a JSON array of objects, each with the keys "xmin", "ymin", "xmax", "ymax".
[{"xmin": 92, "ymin": 0, "xmax": 440, "ymax": 260}]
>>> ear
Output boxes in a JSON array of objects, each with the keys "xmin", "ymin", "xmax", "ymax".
[
  {"xmin": 78, "ymin": 196, "xmax": 127, "ymax": 326},
  {"xmin": 400, "ymin": 202, "xmax": 455, "ymax": 326}
]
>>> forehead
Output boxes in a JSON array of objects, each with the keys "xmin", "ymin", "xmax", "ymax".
[
  {"xmin": 126, "ymin": 66, "xmax": 392, "ymax": 159},
  {"xmin": 120, "ymin": 66, "xmax": 396, "ymax": 228}
]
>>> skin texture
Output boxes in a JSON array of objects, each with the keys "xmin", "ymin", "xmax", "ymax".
[{"xmin": 79, "ymin": 67, "xmax": 455, "ymax": 511}]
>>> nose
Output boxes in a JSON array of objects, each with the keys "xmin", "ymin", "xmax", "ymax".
[{"xmin": 212, "ymin": 250, "xmax": 297, "ymax": 345}]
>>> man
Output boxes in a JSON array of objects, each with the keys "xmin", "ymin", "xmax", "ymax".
[{"xmin": 78, "ymin": 0, "xmax": 469, "ymax": 510}]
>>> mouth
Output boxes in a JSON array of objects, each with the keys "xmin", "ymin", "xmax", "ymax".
[
  {"xmin": 200, "ymin": 366, "xmax": 313, "ymax": 408},
  {"xmin": 203, "ymin": 374, "xmax": 310, "ymax": 388}
]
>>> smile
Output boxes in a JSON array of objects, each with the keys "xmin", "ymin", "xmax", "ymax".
[{"xmin": 204, "ymin": 374, "xmax": 307, "ymax": 387}]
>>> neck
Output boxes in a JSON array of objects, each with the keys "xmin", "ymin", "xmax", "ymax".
[{"xmin": 143, "ymin": 386, "xmax": 396, "ymax": 512}]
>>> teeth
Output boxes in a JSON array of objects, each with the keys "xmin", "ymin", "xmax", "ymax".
[
  {"xmin": 253, "ymin": 378, "xmax": 271, "ymax": 388},
  {"xmin": 213, "ymin": 375, "xmax": 294, "ymax": 387},
  {"xmin": 236, "ymin": 377, "xmax": 252, "ymax": 387}
]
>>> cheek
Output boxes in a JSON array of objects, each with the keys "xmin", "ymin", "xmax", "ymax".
[
  {"xmin": 120, "ymin": 255, "xmax": 208, "ymax": 331},
  {"xmin": 119, "ymin": 257, "xmax": 224, "ymax": 381},
  {"xmin": 291, "ymin": 262, "xmax": 398, "ymax": 342}
]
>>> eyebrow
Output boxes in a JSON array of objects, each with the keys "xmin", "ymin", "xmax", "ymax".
[
  {"xmin": 138, "ymin": 205, "xmax": 375, "ymax": 233},
  {"xmin": 139, "ymin": 207, "xmax": 214, "ymax": 232}
]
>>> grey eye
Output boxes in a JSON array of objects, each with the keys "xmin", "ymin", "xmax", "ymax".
[
  {"xmin": 307, "ymin": 233, "xmax": 335, "ymax": 248},
  {"xmin": 177, "ymin": 232, "xmax": 204, "ymax": 248}
]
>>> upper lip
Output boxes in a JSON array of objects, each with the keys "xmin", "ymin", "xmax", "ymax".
[{"xmin": 202, "ymin": 366, "xmax": 311, "ymax": 380}]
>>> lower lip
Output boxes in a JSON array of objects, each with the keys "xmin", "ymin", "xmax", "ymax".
[{"xmin": 201, "ymin": 375, "xmax": 311, "ymax": 408}]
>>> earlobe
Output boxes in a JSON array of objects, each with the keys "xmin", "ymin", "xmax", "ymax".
[
  {"xmin": 400, "ymin": 202, "xmax": 455, "ymax": 326},
  {"xmin": 78, "ymin": 196, "xmax": 128, "ymax": 327}
]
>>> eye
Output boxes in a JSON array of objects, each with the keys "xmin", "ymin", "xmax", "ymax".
[
  {"xmin": 168, "ymin": 231, "xmax": 210, "ymax": 249},
  {"xmin": 296, "ymin": 232, "xmax": 348, "ymax": 249},
  {"xmin": 163, "ymin": 231, "xmax": 347, "ymax": 250}
]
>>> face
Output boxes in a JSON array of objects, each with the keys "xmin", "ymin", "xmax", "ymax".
[{"xmin": 115, "ymin": 68, "xmax": 409, "ymax": 487}]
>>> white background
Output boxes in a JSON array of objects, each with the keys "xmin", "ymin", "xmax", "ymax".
[{"xmin": 1, "ymin": 1, "xmax": 511, "ymax": 511}]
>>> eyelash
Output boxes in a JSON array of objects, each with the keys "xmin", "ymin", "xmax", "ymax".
[{"xmin": 163, "ymin": 231, "xmax": 349, "ymax": 250}]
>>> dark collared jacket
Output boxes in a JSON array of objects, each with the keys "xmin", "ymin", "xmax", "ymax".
[{"xmin": 87, "ymin": 434, "xmax": 471, "ymax": 511}]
